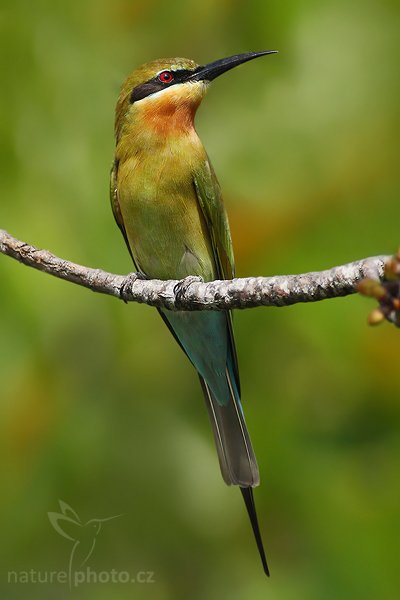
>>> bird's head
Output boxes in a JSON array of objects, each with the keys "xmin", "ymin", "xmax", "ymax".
[{"xmin": 115, "ymin": 51, "xmax": 277, "ymax": 141}]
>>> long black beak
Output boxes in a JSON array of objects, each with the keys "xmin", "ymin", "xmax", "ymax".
[{"xmin": 189, "ymin": 50, "xmax": 278, "ymax": 82}]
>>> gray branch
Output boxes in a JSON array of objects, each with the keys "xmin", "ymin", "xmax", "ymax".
[{"xmin": 0, "ymin": 229, "xmax": 388, "ymax": 311}]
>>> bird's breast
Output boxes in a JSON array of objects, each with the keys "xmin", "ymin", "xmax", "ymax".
[{"xmin": 117, "ymin": 135, "xmax": 215, "ymax": 281}]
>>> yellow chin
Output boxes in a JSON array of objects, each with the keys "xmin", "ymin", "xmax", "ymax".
[{"xmin": 136, "ymin": 80, "xmax": 208, "ymax": 114}]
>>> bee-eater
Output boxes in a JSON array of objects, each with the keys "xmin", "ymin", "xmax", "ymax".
[{"xmin": 111, "ymin": 51, "xmax": 277, "ymax": 576}]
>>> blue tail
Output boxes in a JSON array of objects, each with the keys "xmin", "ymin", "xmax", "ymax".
[
  {"xmin": 161, "ymin": 309, "xmax": 259, "ymax": 486},
  {"xmin": 160, "ymin": 308, "xmax": 269, "ymax": 574}
]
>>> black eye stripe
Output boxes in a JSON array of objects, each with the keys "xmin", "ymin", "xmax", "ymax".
[
  {"xmin": 129, "ymin": 82, "xmax": 163, "ymax": 103},
  {"xmin": 129, "ymin": 68, "xmax": 202, "ymax": 104}
]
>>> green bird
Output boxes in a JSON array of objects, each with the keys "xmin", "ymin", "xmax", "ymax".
[{"xmin": 111, "ymin": 51, "xmax": 277, "ymax": 576}]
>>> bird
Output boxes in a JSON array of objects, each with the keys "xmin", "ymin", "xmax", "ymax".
[{"xmin": 111, "ymin": 51, "xmax": 277, "ymax": 576}]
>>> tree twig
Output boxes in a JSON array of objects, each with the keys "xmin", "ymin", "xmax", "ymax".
[{"xmin": 0, "ymin": 229, "xmax": 388, "ymax": 311}]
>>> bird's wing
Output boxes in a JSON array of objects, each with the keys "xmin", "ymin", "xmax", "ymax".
[
  {"xmin": 193, "ymin": 157, "xmax": 240, "ymax": 393},
  {"xmin": 193, "ymin": 157, "xmax": 235, "ymax": 280},
  {"xmin": 110, "ymin": 159, "xmax": 136, "ymax": 264}
]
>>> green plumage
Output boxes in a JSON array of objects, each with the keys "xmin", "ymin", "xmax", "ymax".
[{"xmin": 111, "ymin": 52, "xmax": 276, "ymax": 575}]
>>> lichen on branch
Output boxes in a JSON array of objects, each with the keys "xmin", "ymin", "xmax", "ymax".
[{"xmin": 0, "ymin": 228, "xmax": 392, "ymax": 314}]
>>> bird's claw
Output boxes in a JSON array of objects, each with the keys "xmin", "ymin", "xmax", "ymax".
[
  {"xmin": 120, "ymin": 271, "xmax": 147, "ymax": 303},
  {"xmin": 173, "ymin": 275, "xmax": 203, "ymax": 307}
]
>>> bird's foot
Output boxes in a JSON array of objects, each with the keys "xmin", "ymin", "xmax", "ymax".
[
  {"xmin": 173, "ymin": 275, "xmax": 203, "ymax": 308},
  {"xmin": 120, "ymin": 271, "xmax": 147, "ymax": 303}
]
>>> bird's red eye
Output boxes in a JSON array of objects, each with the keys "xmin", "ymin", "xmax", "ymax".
[{"xmin": 158, "ymin": 71, "xmax": 174, "ymax": 83}]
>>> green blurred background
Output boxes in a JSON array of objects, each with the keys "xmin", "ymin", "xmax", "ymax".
[{"xmin": 1, "ymin": 0, "xmax": 399, "ymax": 598}]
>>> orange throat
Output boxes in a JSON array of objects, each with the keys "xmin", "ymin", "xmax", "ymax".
[
  {"xmin": 139, "ymin": 91, "xmax": 201, "ymax": 137},
  {"xmin": 116, "ymin": 81, "xmax": 208, "ymax": 161}
]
